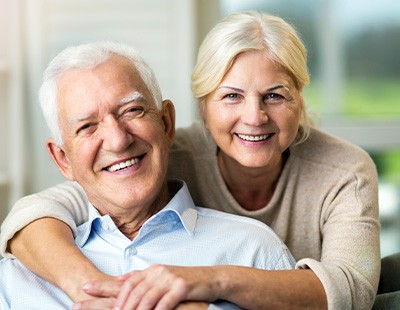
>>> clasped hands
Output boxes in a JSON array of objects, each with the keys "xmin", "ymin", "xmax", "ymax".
[{"xmin": 72, "ymin": 265, "xmax": 219, "ymax": 310}]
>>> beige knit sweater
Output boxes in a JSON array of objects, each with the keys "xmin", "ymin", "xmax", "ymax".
[{"xmin": 0, "ymin": 121, "xmax": 380, "ymax": 310}]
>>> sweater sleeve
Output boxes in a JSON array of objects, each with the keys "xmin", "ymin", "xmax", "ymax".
[
  {"xmin": 296, "ymin": 152, "xmax": 380, "ymax": 310},
  {"xmin": 0, "ymin": 181, "xmax": 88, "ymax": 258}
]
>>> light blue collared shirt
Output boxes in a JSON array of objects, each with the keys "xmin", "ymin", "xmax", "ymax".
[{"xmin": 0, "ymin": 180, "xmax": 295, "ymax": 309}]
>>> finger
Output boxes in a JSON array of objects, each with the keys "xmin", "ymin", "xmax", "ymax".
[
  {"xmin": 73, "ymin": 297, "xmax": 116, "ymax": 310},
  {"xmin": 116, "ymin": 273, "xmax": 146, "ymax": 309},
  {"xmin": 120, "ymin": 280, "xmax": 152, "ymax": 310},
  {"xmin": 117, "ymin": 270, "xmax": 138, "ymax": 281},
  {"xmin": 136, "ymin": 286, "xmax": 168, "ymax": 310},
  {"xmin": 154, "ymin": 280, "xmax": 189, "ymax": 310},
  {"xmin": 82, "ymin": 279, "xmax": 124, "ymax": 297}
]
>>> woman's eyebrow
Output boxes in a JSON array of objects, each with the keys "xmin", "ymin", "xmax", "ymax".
[
  {"xmin": 267, "ymin": 84, "xmax": 285, "ymax": 91},
  {"xmin": 217, "ymin": 84, "xmax": 288, "ymax": 93},
  {"xmin": 217, "ymin": 86, "xmax": 244, "ymax": 93}
]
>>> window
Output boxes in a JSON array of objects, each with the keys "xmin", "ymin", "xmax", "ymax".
[{"xmin": 220, "ymin": 0, "xmax": 400, "ymax": 257}]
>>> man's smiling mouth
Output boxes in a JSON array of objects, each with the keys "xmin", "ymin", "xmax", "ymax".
[
  {"xmin": 105, "ymin": 157, "xmax": 140, "ymax": 172},
  {"xmin": 236, "ymin": 133, "xmax": 271, "ymax": 142}
]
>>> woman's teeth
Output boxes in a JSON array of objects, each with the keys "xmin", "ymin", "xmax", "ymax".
[{"xmin": 237, "ymin": 134, "xmax": 269, "ymax": 141}]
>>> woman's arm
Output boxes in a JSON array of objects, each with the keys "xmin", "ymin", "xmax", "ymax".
[
  {"xmin": 0, "ymin": 181, "xmax": 89, "ymax": 258},
  {"xmin": 79, "ymin": 265, "xmax": 327, "ymax": 310},
  {"xmin": 9, "ymin": 218, "xmax": 110, "ymax": 301},
  {"xmin": 0, "ymin": 181, "xmax": 106, "ymax": 301},
  {"xmin": 213, "ymin": 267, "xmax": 327, "ymax": 310}
]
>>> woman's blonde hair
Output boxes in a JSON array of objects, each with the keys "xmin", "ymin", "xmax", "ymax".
[{"xmin": 191, "ymin": 11, "xmax": 312, "ymax": 144}]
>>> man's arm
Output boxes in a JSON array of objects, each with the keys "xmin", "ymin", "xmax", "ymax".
[{"xmin": 9, "ymin": 218, "xmax": 110, "ymax": 301}]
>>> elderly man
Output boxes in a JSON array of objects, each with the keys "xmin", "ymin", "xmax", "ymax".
[{"xmin": 0, "ymin": 42, "xmax": 294, "ymax": 309}]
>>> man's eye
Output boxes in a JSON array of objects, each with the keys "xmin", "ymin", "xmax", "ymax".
[
  {"xmin": 77, "ymin": 123, "xmax": 94, "ymax": 135},
  {"xmin": 79, "ymin": 124, "xmax": 91, "ymax": 131},
  {"xmin": 125, "ymin": 106, "xmax": 144, "ymax": 115}
]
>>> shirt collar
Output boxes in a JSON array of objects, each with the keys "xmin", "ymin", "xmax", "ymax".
[
  {"xmin": 75, "ymin": 180, "xmax": 198, "ymax": 247},
  {"xmin": 154, "ymin": 180, "xmax": 197, "ymax": 235}
]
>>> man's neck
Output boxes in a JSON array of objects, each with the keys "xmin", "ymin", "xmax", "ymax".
[{"xmin": 103, "ymin": 182, "xmax": 171, "ymax": 240}]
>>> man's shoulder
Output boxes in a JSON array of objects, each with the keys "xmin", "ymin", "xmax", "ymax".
[{"xmin": 195, "ymin": 207, "xmax": 275, "ymax": 234}]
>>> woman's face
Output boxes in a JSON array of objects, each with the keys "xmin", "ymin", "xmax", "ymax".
[{"xmin": 203, "ymin": 50, "xmax": 303, "ymax": 170}]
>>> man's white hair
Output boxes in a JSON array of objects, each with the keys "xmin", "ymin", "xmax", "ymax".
[{"xmin": 39, "ymin": 41, "xmax": 163, "ymax": 145}]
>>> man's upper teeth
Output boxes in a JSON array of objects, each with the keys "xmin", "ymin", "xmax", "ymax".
[
  {"xmin": 107, "ymin": 158, "xmax": 139, "ymax": 172},
  {"xmin": 238, "ymin": 134, "xmax": 269, "ymax": 141}
]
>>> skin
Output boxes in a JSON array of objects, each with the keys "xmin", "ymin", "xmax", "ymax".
[
  {"xmin": 49, "ymin": 56, "xmax": 174, "ymax": 236},
  {"xmin": 203, "ymin": 50, "xmax": 302, "ymax": 211},
  {"xmin": 9, "ymin": 51, "xmax": 327, "ymax": 309}
]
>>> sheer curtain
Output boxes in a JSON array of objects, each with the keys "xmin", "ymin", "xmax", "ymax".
[
  {"xmin": 0, "ymin": 0, "xmax": 197, "ymax": 221},
  {"xmin": 0, "ymin": 0, "xmax": 25, "ymax": 223}
]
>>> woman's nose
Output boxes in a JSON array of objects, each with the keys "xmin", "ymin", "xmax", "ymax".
[{"xmin": 241, "ymin": 97, "xmax": 268, "ymax": 126}]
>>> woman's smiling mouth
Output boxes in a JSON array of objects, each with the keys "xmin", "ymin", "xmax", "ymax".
[{"xmin": 236, "ymin": 133, "xmax": 271, "ymax": 142}]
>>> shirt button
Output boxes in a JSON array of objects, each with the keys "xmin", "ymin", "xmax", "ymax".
[{"xmin": 129, "ymin": 248, "xmax": 138, "ymax": 255}]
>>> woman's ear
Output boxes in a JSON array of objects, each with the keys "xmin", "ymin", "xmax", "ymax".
[
  {"xmin": 198, "ymin": 98, "xmax": 208, "ymax": 129},
  {"xmin": 46, "ymin": 138, "xmax": 75, "ymax": 181},
  {"xmin": 161, "ymin": 99, "xmax": 176, "ymax": 147}
]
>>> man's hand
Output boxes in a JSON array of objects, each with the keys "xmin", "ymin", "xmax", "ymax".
[
  {"xmin": 72, "ymin": 277, "xmax": 123, "ymax": 309},
  {"xmin": 114, "ymin": 265, "xmax": 220, "ymax": 310},
  {"xmin": 174, "ymin": 302, "xmax": 209, "ymax": 310},
  {"xmin": 78, "ymin": 265, "xmax": 220, "ymax": 310},
  {"xmin": 72, "ymin": 274, "xmax": 210, "ymax": 310}
]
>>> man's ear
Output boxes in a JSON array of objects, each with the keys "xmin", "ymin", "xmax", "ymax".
[
  {"xmin": 46, "ymin": 138, "xmax": 75, "ymax": 181},
  {"xmin": 161, "ymin": 99, "xmax": 176, "ymax": 147}
]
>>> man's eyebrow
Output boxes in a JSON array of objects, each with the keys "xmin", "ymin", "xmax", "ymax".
[
  {"xmin": 69, "ymin": 113, "xmax": 93, "ymax": 124},
  {"xmin": 120, "ymin": 91, "xmax": 145, "ymax": 104}
]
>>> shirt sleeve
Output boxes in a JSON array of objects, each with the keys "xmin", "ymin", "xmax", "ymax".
[
  {"xmin": 208, "ymin": 301, "xmax": 243, "ymax": 310},
  {"xmin": 296, "ymin": 153, "xmax": 380, "ymax": 310},
  {"xmin": 0, "ymin": 181, "xmax": 89, "ymax": 258}
]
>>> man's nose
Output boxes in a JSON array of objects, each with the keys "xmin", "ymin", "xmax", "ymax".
[{"xmin": 101, "ymin": 116, "xmax": 133, "ymax": 152}]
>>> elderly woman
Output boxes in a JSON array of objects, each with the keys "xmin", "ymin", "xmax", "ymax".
[{"xmin": 0, "ymin": 11, "xmax": 379, "ymax": 309}]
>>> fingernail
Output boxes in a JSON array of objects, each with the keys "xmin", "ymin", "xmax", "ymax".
[
  {"xmin": 72, "ymin": 303, "xmax": 81, "ymax": 310},
  {"xmin": 82, "ymin": 282, "xmax": 92, "ymax": 290}
]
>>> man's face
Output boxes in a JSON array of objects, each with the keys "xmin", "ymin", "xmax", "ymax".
[{"xmin": 47, "ymin": 56, "xmax": 175, "ymax": 219}]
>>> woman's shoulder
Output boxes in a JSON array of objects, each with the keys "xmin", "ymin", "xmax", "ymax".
[
  {"xmin": 291, "ymin": 127, "xmax": 375, "ymax": 171},
  {"xmin": 172, "ymin": 120, "xmax": 215, "ymax": 156}
]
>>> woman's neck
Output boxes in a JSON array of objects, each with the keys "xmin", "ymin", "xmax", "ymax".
[{"xmin": 218, "ymin": 151, "xmax": 286, "ymax": 211}]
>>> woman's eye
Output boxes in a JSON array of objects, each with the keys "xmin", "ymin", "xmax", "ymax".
[
  {"xmin": 265, "ymin": 93, "xmax": 285, "ymax": 104},
  {"xmin": 223, "ymin": 93, "xmax": 241, "ymax": 100},
  {"xmin": 268, "ymin": 93, "xmax": 283, "ymax": 99}
]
